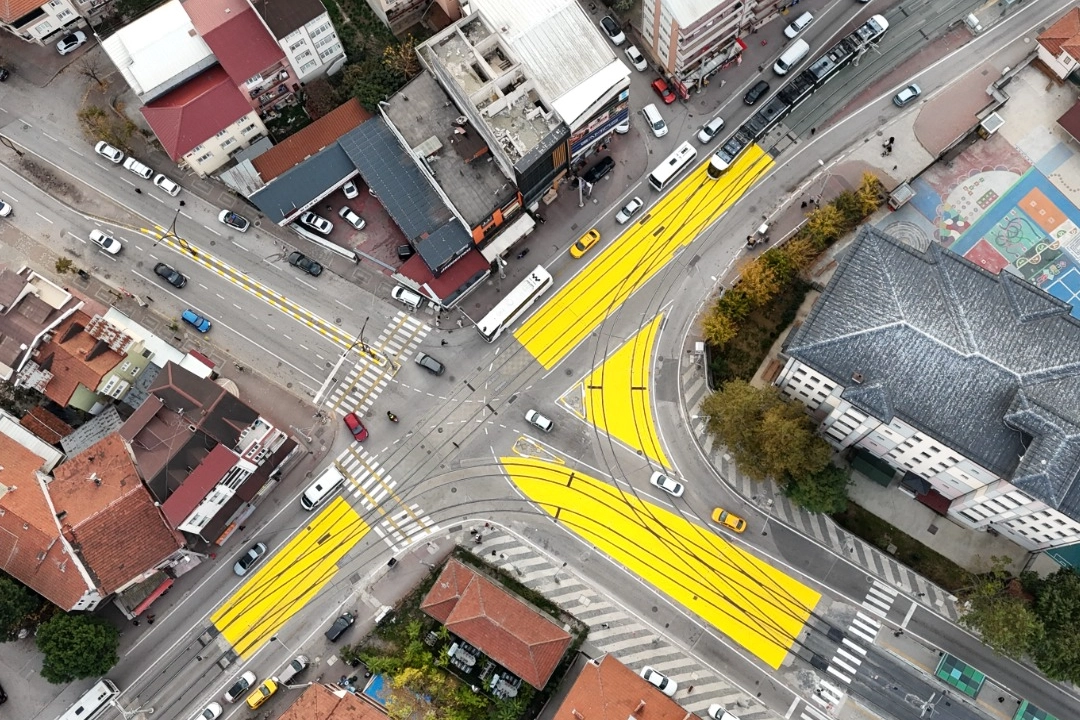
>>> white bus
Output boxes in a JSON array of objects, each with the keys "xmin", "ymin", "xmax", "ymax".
[
  {"xmin": 476, "ymin": 265, "xmax": 554, "ymax": 343},
  {"xmin": 648, "ymin": 141, "xmax": 698, "ymax": 191},
  {"xmin": 58, "ymin": 679, "xmax": 119, "ymax": 720}
]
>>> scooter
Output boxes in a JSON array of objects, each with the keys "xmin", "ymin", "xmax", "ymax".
[
  {"xmin": 387, "ymin": 411, "xmax": 399, "ymax": 423},
  {"xmin": 516, "ymin": 248, "xmax": 530, "ymax": 259}
]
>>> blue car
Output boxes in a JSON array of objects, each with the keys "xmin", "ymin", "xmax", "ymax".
[{"xmin": 181, "ymin": 309, "xmax": 211, "ymax": 333}]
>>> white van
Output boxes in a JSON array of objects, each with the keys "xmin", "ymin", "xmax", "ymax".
[
  {"xmin": 784, "ymin": 12, "xmax": 813, "ymax": 39},
  {"xmin": 641, "ymin": 103, "xmax": 668, "ymax": 138},
  {"xmin": 391, "ymin": 285, "xmax": 423, "ymax": 310},
  {"xmin": 300, "ymin": 466, "xmax": 345, "ymax": 511},
  {"xmin": 774, "ymin": 39, "xmax": 810, "ymax": 76}
]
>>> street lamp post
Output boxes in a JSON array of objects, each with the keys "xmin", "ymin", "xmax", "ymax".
[
  {"xmin": 271, "ymin": 635, "xmax": 294, "ymax": 655},
  {"xmin": 154, "ymin": 202, "xmax": 187, "ymax": 248}
]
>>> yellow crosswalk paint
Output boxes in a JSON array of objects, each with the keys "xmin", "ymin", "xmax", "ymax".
[
  {"xmin": 515, "ymin": 146, "xmax": 772, "ymax": 369},
  {"xmin": 211, "ymin": 497, "xmax": 368, "ymax": 657},
  {"xmin": 505, "ymin": 456, "xmax": 818, "ymax": 669}
]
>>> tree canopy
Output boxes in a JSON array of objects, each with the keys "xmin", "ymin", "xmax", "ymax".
[
  {"xmin": 36, "ymin": 613, "xmax": 120, "ymax": 683},
  {"xmin": 0, "ymin": 575, "xmax": 44, "ymax": 640}
]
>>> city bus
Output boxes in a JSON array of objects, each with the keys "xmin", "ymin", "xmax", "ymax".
[
  {"xmin": 58, "ymin": 679, "xmax": 119, "ymax": 720},
  {"xmin": 476, "ymin": 265, "xmax": 554, "ymax": 342},
  {"xmin": 648, "ymin": 141, "xmax": 698, "ymax": 191}
]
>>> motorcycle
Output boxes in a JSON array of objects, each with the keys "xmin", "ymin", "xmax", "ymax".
[
  {"xmin": 516, "ymin": 248, "xmax": 530, "ymax": 259},
  {"xmin": 387, "ymin": 411, "xmax": 399, "ymax": 423}
]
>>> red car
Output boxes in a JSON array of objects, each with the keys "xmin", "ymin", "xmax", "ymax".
[
  {"xmin": 651, "ymin": 78, "xmax": 676, "ymax": 104},
  {"xmin": 344, "ymin": 412, "xmax": 368, "ymax": 441}
]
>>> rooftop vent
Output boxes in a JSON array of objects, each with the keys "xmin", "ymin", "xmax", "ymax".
[{"xmin": 851, "ymin": 372, "xmax": 864, "ymax": 384}]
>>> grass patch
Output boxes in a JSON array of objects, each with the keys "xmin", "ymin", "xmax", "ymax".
[
  {"xmin": 832, "ymin": 503, "xmax": 969, "ymax": 592},
  {"xmin": 707, "ymin": 278, "xmax": 811, "ymax": 385}
]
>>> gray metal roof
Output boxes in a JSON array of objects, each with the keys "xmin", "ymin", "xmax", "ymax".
[
  {"xmin": 784, "ymin": 226, "xmax": 1080, "ymax": 516},
  {"xmin": 249, "ymin": 143, "xmax": 356, "ymax": 223}
]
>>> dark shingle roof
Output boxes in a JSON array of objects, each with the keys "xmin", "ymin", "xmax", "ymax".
[
  {"xmin": 249, "ymin": 0, "xmax": 327, "ymax": 40},
  {"xmin": 784, "ymin": 227, "xmax": 1080, "ymax": 515}
]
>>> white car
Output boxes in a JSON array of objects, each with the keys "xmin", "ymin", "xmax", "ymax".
[
  {"xmin": 600, "ymin": 16, "xmax": 625, "ymax": 45},
  {"xmin": 640, "ymin": 667, "xmax": 677, "ymax": 697},
  {"xmin": 299, "ymin": 211, "xmax": 333, "ymax": 235},
  {"xmin": 89, "ymin": 229, "xmax": 121, "ymax": 255},
  {"xmin": 615, "ymin": 196, "xmax": 643, "ymax": 224},
  {"xmin": 525, "ymin": 409, "xmax": 553, "ymax": 433},
  {"xmin": 697, "ymin": 116, "xmax": 725, "ymax": 144},
  {"xmin": 784, "ymin": 11, "xmax": 814, "ymax": 39},
  {"xmin": 198, "ymin": 703, "xmax": 223, "ymax": 719},
  {"xmin": 625, "ymin": 45, "xmax": 647, "ymax": 72},
  {"xmin": 614, "ymin": 118, "xmax": 630, "ymax": 135},
  {"xmin": 56, "ymin": 31, "xmax": 87, "ymax": 55},
  {"xmin": 708, "ymin": 705, "xmax": 740, "ymax": 720},
  {"xmin": 218, "ymin": 210, "xmax": 250, "ymax": 232},
  {"xmin": 649, "ymin": 471, "xmax": 684, "ymax": 498},
  {"xmin": 153, "ymin": 174, "xmax": 181, "ymax": 196},
  {"xmin": 94, "ymin": 141, "xmax": 124, "ymax": 164},
  {"xmin": 223, "ymin": 671, "xmax": 257, "ymax": 703},
  {"xmin": 342, "ymin": 181, "xmax": 359, "ymax": 199},
  {"xmin": 339, "ymin": 206, "xmax": 366, "ymax": 230},
  {"xmin": 123, "ymin": 157, "xmax": 153, "ymax": 179},
  {"xmin": 0, "ymin": 200, "xmax": 11, "ymax": 218}
]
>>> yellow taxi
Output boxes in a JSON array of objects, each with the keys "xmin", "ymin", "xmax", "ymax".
[
  {"xmin": 246, "ymin": 678, "xmax": 279, "ymax": 709},
  {"xmin": 570, "ymin": 229, "xmax": 601, "ymax": 258},
  {"xmin": 711, "ymin": 507, "xmax": 747, "ymax": 533}
]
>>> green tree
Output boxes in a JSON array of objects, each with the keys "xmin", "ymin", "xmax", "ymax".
[
  {"xmin": 758, "ymin": 400, "xmax": 832, "ymax": 481},
  {"xmin": 960, "ymin": 567, "xmax": 1042, "ymax": 658},
  {"xmin": 36, "ymin": 613, "xmax": 119, "ymax": 683},
  {"xmin": 803, "ymin": 204, "xmax": 845, "ymax": 247},
  {"xmin": 856, "ymin": 172, "xmax": 883, "ymax": 217},
  {"xmin": 737, "ymin": 259, "xmax": 780, "ymax": 307},
  {"xmin": 700, "ymin": 380, "xmax": 777, "ymax": 479},
  {"xmin": 701, "ymin": 307, "xmax": 738, "ymax": 346},
  {"xmin": 1030, "ymin": 568, "xmax": 1080, "ymax": 683},
  {"xmin": 0, "ymin": 575, "xmax": 43, "ymax": 640},
  {"xmin": 783, "ymin": 464, "xmax": 850, "ymax": 514},
  {"xmin": 386, "ymin": 666, "xmax": 458, "ymax": 720},
  {"xmin": 338, "ymin": 58, "xmax": 406, "ymax": 112}
]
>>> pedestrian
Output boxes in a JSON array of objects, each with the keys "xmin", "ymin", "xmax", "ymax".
[
  {"xmin": 687, "ymin": 685, "xmax": 694, "ymax": 694},
  {"xmin": 810, "ymin": 127, "xmax": 816, "ymax": 135},
  {"xmin": 135, "ymin": 188, "xmax": 142, "ymax": 194},
  {"xmin": 470, "ymin": 528, "xmax": 478, "ymax": 536},
  {"xmin": 888, "ymin": 136, "xmax": 895, "ymax": 145},
  {"xmin": 441, "ymin": 339, "xmax": 448, "ymax": 346},
  {"xmin": 892, "ymin": 165, "xmax": 898, "ymax": 171},
  {"xmin": 474, "ymin": 535, "xmax": 483, "ymax": 544},
  {"xmin": 801, "ymin": 201, "xmax": 808, "ymax": 209},
  {"xmin": 147, "ymin": 617, "xmax": 155, "ymax": 625},
  {"xmin": 133, "ymin": 619, "xmax": 140, "ymax": 626}
]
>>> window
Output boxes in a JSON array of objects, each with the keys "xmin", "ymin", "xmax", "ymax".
[
  {"xmin": 196, "ymin": 151, "xmax": 213, "ymax": 163},
  {"xmin": 295, "ymin": 49, "xmax": 312, "ymax": 61},
  {"xmin": 215, "ymin": 128, "xmax": 229, "ymax": 138},
  {"xmin": 289, "ymin": 39, "xmax": 307, "ymax": 52},
  {"xmin": 240, "ymin": 123, "xmax": 258, "ymax": 134},
  {"xmin": 300, "ymin": 60, "xmax": 317, "ymax": 73},
  {"xmin": 318, "ymin": 45, "xmax": 340, "ymax": 60},
  {"xmin": 220, "ymin": 137, "xmax": 235, "ymax": 149}
]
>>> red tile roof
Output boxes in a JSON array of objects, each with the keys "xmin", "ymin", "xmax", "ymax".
[
  {"xmin": 555, "ymin": 655, "xmax": 699, "ymax": 720},
  {"xmin": 0, "ymin": 0, "xmax": 42, "ymax": 23},
  {"xmin": 1039, "ymin": 8, "xmax": 1080, "ymax": 57},
  {"xmin": 421, "ymin": 560, "xmax": 571, "ymax": 689},
  {"xmin": 252, "ymin": 99, "xmax": 372, "ymax": 181},
  {"xmin": 0, "ymin": 434, "xmax": 93, "ymax": 610},
  {"xmin": 142, "ymin": 66, "xmax": 254, "ymax": 160},
  {"xmin": 279, "ymin": 684, "xmax": 388, "ymax": 720},
  {"xmin": 184, "ymin": 0, "xmax": 285, "ymax": 85},
  {"xmin": 160, "ymin": 442, "xmax": 239, "ymax": 527},
  {"xmin": 36, "ymin": 311, "xmax": 124, "ymax": 406},
  {"xmin": 20, "ymin": 406, "xmax": 73, "ymax": 445},
  {"xmin": 51, "ymin": 434, "xmax": 184, "ymax": 594}
]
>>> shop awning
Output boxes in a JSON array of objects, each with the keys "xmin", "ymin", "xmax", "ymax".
[{"xmin": 132, "ymin": 578, "xmax": 173, "ymax": 616}]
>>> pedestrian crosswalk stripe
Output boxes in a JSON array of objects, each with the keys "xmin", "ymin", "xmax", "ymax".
[
  {"xmin": 841, "ymin": 637, "xmax": 866, "ymax": 655},
  {"xmin": 826, "ymin": 666, "xmax": 851, "ymax": 684}
]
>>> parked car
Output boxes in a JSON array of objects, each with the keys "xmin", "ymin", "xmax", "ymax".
[
  {"xmin": 287, "ymin": 251, "xmax": 323, "ymax": 277},
  {"xmin": 615, "ymin": 197, "xmax": 643, "ymax": 224},
  {"xmin": 582, "ymin": 156, "xmax": 615, "ymax": 184},
  {"xmin": 94, "ymin": 141, "xmax": 124, "ymax": 163},
  {"xmin": 640, "ymin": 667, "xmax": 677, "ymax": 697},
  {"xmin": 697, "ymin": 116, "xmax": 725, "ymax": 144},
  {"xmin": 299, "ymin": 211, "xmax": 333, "ymax": 235},
  {"xmin": 784, "ymin": 11, "xmax": 814, "ymax": 39},
  {"xmin": 223, "ymin": 671, "xmax": 256, "ymax": 703},
  {"xmin": 278, "ymin": 655, "xmax": 309, "ymax": 685},
  {"xmin": 153, "ymin": 173, "xmax": 181, "ymax": 196},
  {"xmin": 649, "ymin": 471, "xmax": 684, "ymax": 498},
  {"xmin": 0, "ymin": 681, "xmax": 6, "ymax": 703},
  {"xmin": 651, "ymin": 78, "xmax": 676, "ymax": 104},
  {"xmin": 154, "ymin": 262, "xmax": 187, "ymax": 288},
  {"xmin": 0, "ymin": 66, "xmax": 9, "ymax": 82},
  {"xmin": 711, "ymin": 506, "xmax": 747, "ymax": 533},
  {"xmin": 893, "ymin": 83, "xmax": 922, "ymax": 107},
  {"xmin": 614, "ymin": 118, "xmax": 630, "ymax": 135},
  {"xmin": 625, "ymin": 45, "xmax": 647, "ymax": 72},
  {"xmin": 525, "ymin": 409, "xmax": 553, "ymax": 433},
  {"xmin": 342, "ymin": 181, "xmax": 359, "ymax": 199},
  {"xmin": 325, "ymin": 612, "xmax": 355, "ymax": 641},
  {"xmin": 181, "ymin": 308, "xmax": 211, "ymax": 333},
  {"xmin": 744, "ymin": 80, "xmax": 770, "ymax": 105},
  {"xmin": 56, "ymin": 31, "xmax": 87, "ymax": 55},
  {"xmin": 218, "ymin": 210, "xmax": 250, "ymax": 232},
  {"xmin": 0, "ymin": 200, "xmax": 11, "ymax": 218},
  {"xmin": 414, "ymin": 351, "xmax": 445, "ymax": 376},
  {"xmin": 198, "ymin": 703, "xmax": 222, "ymax": 719},
  {"xmin": 339, "ymin": 206, "xmax": 366, "ymax": 230},
  {"xmin": 246, "ymin": 678, "xmax": 278, "ymax": 710},
  {"xmin": 600, "ymin": 16, "xmax": 625, "ymax": 45},
  {"xmin": 89, "ymin": 229, "xmax": 121, "ymax": 255},
  {"xmin": 344, "ymin": 412, "xmax": 368, "ymax": 441},
  {"xmin": 122, "ymin": 156, "xmax": 153, "ymax": 179},
  {"xmin": 708, "ymin": 705, "xmax": 741, "ymax": 720},
  {"xmin": 570, "ymin": 228, "xmax": 600, "ymax": 258},
  {"xmin": 233, "ymin": 541, "xmax": 268, "ymax": 576}
]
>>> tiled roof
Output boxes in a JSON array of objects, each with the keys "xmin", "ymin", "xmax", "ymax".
[
  {"xmin": 184, "ymin": 0, "xmax": 285, "ymax": 84},
  {"xmin": 0, "ymin": 434, "xmax": 93, "ymax": 610},
  {"xmin": 142, "ymin": 66, "xmax": 254, "ymax": 159},
  {"xmin": 252, "ymin": 99, "xmax": 371, "ymax": 181},
  {"xmin": 20, "ymin": 407, "xmax": 73, "ymax": 445},
  {"xmin": 249, "ymin": 0, "xmax": 328, "ymax": 40},
  {"xmin": 148, "ymin": 362, "xmax": 259, "ymax": 446},
  {"xmin": 36, "ymin": 311, "xmax": 123, "ymax": 406},
  {"xmin": 421, "ymin": 559, "xmax": 571, "ymax": 689},
  {"xmin": 784, "ymin": 227, "xmax": 1080, "ymax": 517},
  {"xmin": 0, "ymin": 0, "xmax": 42, "ymax": 23},
  {"xmin": 555, "ymin": 655, "xmax": 700, "ymax": 720},
  {"xmin": 1039, "ymin": 8, "xmax": 1080, "ymax": 57},
  {"xmin": 160, "ymin": 442, "xmax": 239, "ymax": 527},
  {"xmin": 51, "ymin": 434, "xmax": 184, "ymax": 594},
  {"xmin": 278, "ymin": 683, "xmax": 388, "ymax": 720}
]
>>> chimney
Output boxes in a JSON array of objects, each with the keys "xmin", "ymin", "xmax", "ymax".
[
  {"xmin": 634, "ymin": 700, "xmax": 646, "ymax": 714},
  {"xmin": 851, "ymin": 372, "xmax": 864, "ymax": 384},
  {"xmin": 572, "ymin": 711, "xmax": 584, "ymax": 720}
]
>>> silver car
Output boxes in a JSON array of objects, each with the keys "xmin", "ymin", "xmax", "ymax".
[
  {"xmin": 697, "ymin": 116, "xmax": 725, "ymax": 144},
  {"xmin": 339, "ymin": 206, "xmax": 366, "ymax": 230},
  {"xmin": 615, "ymin": 197, "xmax": 643, "ymax": 224},
  {"xmin": 233, "ymin": 542, "xmax": 267, "ymax": 576},
  {"xmin": 525, "ymin": 409, "xmax": 553, "ymax": 433},
  {"xmin": 893, "ymin": 84, "xmax": 922, "ymax": 107}
]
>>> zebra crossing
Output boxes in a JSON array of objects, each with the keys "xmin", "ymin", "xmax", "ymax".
[
  {"xmin": 478, "ymin": 531, "xmax": 780, "ymax": 720},
  {"xmin": 334, "ymin": 445, "xmax": 439, "ymax": 551},
  {"xmin": 863, "ymin": 580, "xmax": 899, "ymax": 618},
  {"xmin": 323, "ymin": 312, "xmax": 430, "ymax": 415}
]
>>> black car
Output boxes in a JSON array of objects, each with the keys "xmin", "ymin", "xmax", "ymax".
[
  {"xmin": 414, "ymin": 351, "xmax": 445, "ymax": 376},
  {"xmin": 154, "ymin": 262, "xmax": 187, "ymax": 288},
  {"xmin": 743, "ymin": 80, "xmax": 770, "ymax": 105},
  {"xmin": 582, "ymin": 156, "xmax": 615, "ymax": 185},
  {"xmin": 287, "ymin": 251, "xmax": 323, "ymax": 277},
  {"xmin": 0, "ymin": 67, "xmax": 9, "ymax": 82},
  {"xmin": 0, "ymin": 680, "xmax": 6, "ymax": 703},
  {"xmin": 325, "ymin": 612, "xmax": 355, "ymax": 641}
]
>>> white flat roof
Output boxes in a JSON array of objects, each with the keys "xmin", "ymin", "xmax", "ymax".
[
  {"xmin": 102, "ymin": 0, "xmax": 214, "ymax": 97},
  {"xmin": 552, "ymin": 60, "xmax": 630, "ymax": 127},
  {"xmin": 667, "ymin": 0, "xmax": 725, "ymax": 25},
  {"xmin": 468, "ymin": 0, "xmax": 618, "ymax": 105}
]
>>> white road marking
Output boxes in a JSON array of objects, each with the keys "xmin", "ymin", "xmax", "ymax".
[
  {"xmin": 36, "ymin": 213, "xmax": 53, "ymax": 223},
  {"xmin": 232, "ymin": 241, "xmax": 248, "ymax": 251}
]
